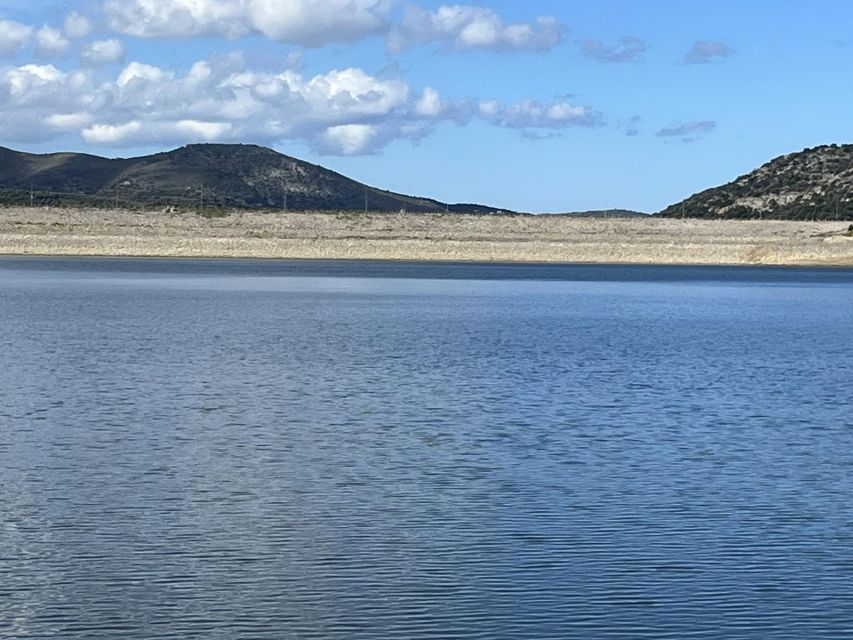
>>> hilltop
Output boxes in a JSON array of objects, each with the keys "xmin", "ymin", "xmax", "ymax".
[
  {"xmin": 658, "ymin": 144, "xmax": 853, "ymax": 220},
  {"xmin": 7, "ymin": 142, "xmax": 853, "ymax": 220},
  {"xmin": 0, "ymin": 144, "xmax": 510, "ymax": 214},
  {"xmin": 551, "ymin": 209, "xmax": 647, "ymax": 218}
]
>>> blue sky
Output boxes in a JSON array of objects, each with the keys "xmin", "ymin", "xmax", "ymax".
[{"xmin": 1, "ymin": 1, "xmax": 852, "ymax": 212}]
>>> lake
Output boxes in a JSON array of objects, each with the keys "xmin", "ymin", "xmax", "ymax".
[{"xmin": 2, "ymin": 257, "xmax": 853, "ymax": 639}]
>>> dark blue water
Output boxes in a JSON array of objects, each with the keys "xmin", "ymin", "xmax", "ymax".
[{"xmin": 2, "ymin": 257, "xmax": 853, "ymax": 639}]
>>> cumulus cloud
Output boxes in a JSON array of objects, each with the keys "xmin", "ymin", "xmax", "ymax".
[
  {"xmin": 0, "ymin": 19, "xmax": 33, "ymax": 57},
  {"xmin": 247, "ymin": 0, "xmax": 390, "ymax": 46},
  {"xmin": 684, "ymin": 40, "xmax": 734, "ymax": 64},
  {"xmin": 388, "ymin": 4, "xmax": 565, "ymax": 53},
  {"xmin": 45, "ymin": 112, "xmax": 95, "ymax": 129},
  {"xmin": 81, "ymin": 39, "xmax": 127, "ymax": 66},
  {"xmin": 0, "ymin": 64, "xmax": 99, "ymax": 141},
  {"xmin": 414, "ymin": 87, "xmax": 443, "ymax": 117},
  {"xmin": 103, "ymin": 0, "xmax": 247, "ymax": 38},
  {"xmin": 103, "ymin": 0, "xmax": 391, "ymax": 46},
  {"xmin": 581, "ymin": 36, "xmax": 647, "ymax": 63},
  {"xmin": 82, "ymin": 119, "xmax": 233, "ymax": 145},
  {"xmin": 656, "ymin": 120, "xmax": 716, "ymax": 141},
  {"xmin": 412, "ymin": 86, "xmax": 472, "ymax": 122},
  {"xmin": 0, "ymin": 54, "xmax": 606, "ymax": 154},
  {"xmin": 0, "ymin": 56, "xmax": 413, "ymax": 152},
  {"xmin": 64, "ymin": 12, "xmax": 92, "ymax": 39},
  {"xmin": 35, "ymin": 26, "xmax": 71, "ymax": 57},
  {"xmin": 117, "ymin": 61, "xmax": 173, "ymax": 86},
  {"xmin": 318, "ymin": 123, "xmax": 378, "ymax": 155}
]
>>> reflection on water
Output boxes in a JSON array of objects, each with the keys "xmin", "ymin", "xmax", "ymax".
[{"xmin": 2, "ymin": 258, "xmax": 853, "ymax": 639}]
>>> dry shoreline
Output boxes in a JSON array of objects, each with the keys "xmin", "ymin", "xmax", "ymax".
[{"xmin": 1, "ymin": 207, "xmax": 852, "ymax": 266}]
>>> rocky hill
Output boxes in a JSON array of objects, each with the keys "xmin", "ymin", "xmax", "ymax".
[
  {"xmin": 658, "ymin": 144, "xmax": 853, "ymax": 220},
  {"xmin": 0, "ymin": 144, "xmax": 509, "ymax": 213}
]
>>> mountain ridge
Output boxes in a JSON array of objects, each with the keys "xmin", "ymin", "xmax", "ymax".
[
  {"xmin": 0, "ymin": 143, "xmax": 512, "ymax": 214},
  {"xmin": 5, "ymin": 142, "xmax": 853, "ymax": 219}
]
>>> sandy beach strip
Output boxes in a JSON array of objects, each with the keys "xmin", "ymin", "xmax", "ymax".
[{"xmin": 1, "ymin": 207, "xmax": 852, "ymax": 266}]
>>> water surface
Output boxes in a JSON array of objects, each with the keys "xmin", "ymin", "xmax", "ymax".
[{"xmin": 2, "ymin": 258, "xmax": 853, "ymax": 639}]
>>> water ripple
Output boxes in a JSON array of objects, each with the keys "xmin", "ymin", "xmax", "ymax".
[{"xmin": 2, "ymin": 260, "xmax": 853, "ymax": 638}]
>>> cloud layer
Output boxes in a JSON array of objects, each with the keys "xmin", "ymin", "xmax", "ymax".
[
  {"xmin": 102, "ymin": 0, "xmax": 566, "ymax": 52},
  {"xmin": 388, "ymin": 4, "xmax": 565, "ymax": 53},
  {"xmin": 0, "ymin": 20, "xmax": 33, "ymax": 57},
  {"xmin": 0, "ymin": 2, "xmax": 730, "ymax": 158},
  {"xmin": 0, "ymin": 56, "xmax": 601, "ymax": 154},
  {"xmin": 102, "ymin": 0, "xmax": 394, "ymax": 46}
]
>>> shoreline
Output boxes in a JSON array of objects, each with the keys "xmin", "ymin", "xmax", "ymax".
[{"xmin": 1, "ymin": 207, "xmax": 852, "ymax": 266}]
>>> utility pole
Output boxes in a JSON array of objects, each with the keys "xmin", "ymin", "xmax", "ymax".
[{"xmin": 364, "ymin": 189, "xmax": 368, "ymax": 213}]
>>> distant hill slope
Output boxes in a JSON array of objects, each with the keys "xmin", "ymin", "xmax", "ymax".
[
  {"xmin": 0, "ymin": 144, "xmax": 511, "ymax": 213},
  {"xmin": 658, "ymin": 144, "xmax": 853, "ymax": 220},
  {"xmin": 552, "ymin": 209, "xmax": 647, "ymax": 218}
]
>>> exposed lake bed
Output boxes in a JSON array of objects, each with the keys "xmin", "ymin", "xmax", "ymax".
[{"xmin": 2, "ymin": 207, "xmax": 853, "ymax": 265}]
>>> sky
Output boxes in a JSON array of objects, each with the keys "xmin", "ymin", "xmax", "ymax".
[{"xmin": 1, "ymin": 1, "xmax": 853, "ymax": 213}]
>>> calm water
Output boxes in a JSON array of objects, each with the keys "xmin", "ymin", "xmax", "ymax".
[{"xmin": 2, "ymin": 257, "xmax": 853, "ymax": 639}]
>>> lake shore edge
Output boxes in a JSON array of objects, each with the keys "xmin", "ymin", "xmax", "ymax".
[{"xmin": 2, "ymin": 207, "xmax": 853, "ymax": 266}]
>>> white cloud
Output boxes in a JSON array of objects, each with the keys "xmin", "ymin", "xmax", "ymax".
[
  {"xmin": 0, "ymin": 54, "xmax": 605, "ymax": 153},
  {"xmin": 103, "ymin": 0, "xmax": 561, "ymax": 52},
  {"xmin": 389, "ymin": 4, "xmax": 565, "ymax": 53},
  {"xmin": 223, "ymin": 66, "xmax": 410, "ymax": 123},
  {"xmin": 103, "ymin": 0, "xmax": 390, "ymax": 46},
  {"xmin": 117, "ymin": 61, "xmax": 173, "ymax": 87},
  {"xmin": 64, "ymin": 12, "xmax": 92, "ymax": 39},
  {"xmin": 0, "ymin": 19, "xmax": 33, "ymax": 57},
  {"xmin": 412, "ymin": 86, "xmax": 472, "ymax": 122},
  {"xmin": 414, "ymin": 87, "xmax": 443, "ymax": 117},
  {"xmin": 81, "ymin": 39, "xmax": 126, "ymax": 66},
  {"xmin": 175, "ymin": 119, "xmax": 233, "ymax": 139},
  {"xmin": 82, "ymin": 119, "xmax": 232, "ymax": 144},
  {"xmin": 320, "ymin": 123, "xmax": 378, "ymax": 154},
  {"xmin": 35, "ymin": 26, "xmax": 71, "ymax": 57},
  {"xmin": 82, "ymin": 120, "xmax": 143, "ymax": 143},
  {"xmin": 246, "ymin": 0, "xmax": 390, "ymax": 47},
  {"xmin": 0, "ymin": 64, "xmax": 98, "ymax": 141},
  {"xmin": 6, "ymin": 64, "xmax": 66, "ymax": 94},
  {"xmin": 103, "ymin": 0, "xmax": 247, "ymax": 38},
  {"xmin": 46, "ymin": 111, "xmax": 95, "ymax": 129}
]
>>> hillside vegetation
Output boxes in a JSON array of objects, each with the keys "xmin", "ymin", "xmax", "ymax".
[
  {"xmin": 658, "ymin": 144, "xmax": 853, "ymax": 220},
  {"xmin": 0, "ymin": 144, "xmax": 508, "ymax": 214}
]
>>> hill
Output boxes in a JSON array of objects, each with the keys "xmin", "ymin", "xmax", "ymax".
[
  {"xmin": 551, "ymin": 209, "xmax": 647, "ymax": 218},
  {"xmin": 0, "ymin": 144, "xmax": 511, "ymax": 213},
  {"xmin": 658, "ymin": 144, "xmax": 853, "ymax": 220}
]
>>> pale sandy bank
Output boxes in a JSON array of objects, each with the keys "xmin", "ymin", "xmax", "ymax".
[{"xmin": 1, "ymin": 207, "xmax": 852, "ymax": 266}]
